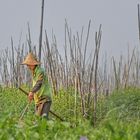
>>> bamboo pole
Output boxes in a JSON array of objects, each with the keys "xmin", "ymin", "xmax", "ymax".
[
  {"xmin": 38, "ymin": 0, "xmax": 45, "ymax": 61},
  {"xmin": 138, "ymin": 4, "xmax": 140, "ymax": 44},
  {"xmin": 93, "ymin": 25, "xmax": 102, "ymax": 125}
]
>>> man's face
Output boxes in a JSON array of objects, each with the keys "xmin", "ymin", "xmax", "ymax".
[{"xmin": 27, "ymin": 65, "xmax": 36, "ymax": 71}]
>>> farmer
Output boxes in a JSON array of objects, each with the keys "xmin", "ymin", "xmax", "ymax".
[{"xmin": 21, "ymin": 52, "xmax": 52, "ymax": 119}]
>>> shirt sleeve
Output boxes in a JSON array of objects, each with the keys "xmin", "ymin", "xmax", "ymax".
[{"xmin": 31, "ymin": 73, "xmax": 44, "ymax": 93}]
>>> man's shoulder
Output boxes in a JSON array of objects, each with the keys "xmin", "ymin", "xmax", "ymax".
[{"xmin": 36, "ymin": 66, "xmax": 45, "ymax": 74}]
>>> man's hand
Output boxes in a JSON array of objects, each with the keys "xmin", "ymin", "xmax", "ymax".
[{"xmin": 28, "ymin": 92, "xmax": 34, "ymax": 102}]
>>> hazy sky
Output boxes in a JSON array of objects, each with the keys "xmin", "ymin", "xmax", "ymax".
[{"xmin": 0, "ymin": 0, "xmax": 139, "ymax": 59}]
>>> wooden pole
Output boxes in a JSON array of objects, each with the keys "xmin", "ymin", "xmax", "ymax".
[
  {"xmin": 38, "ymin": 0, "xmax": 45, "ymax": 61},
  {"xmin": 93, "ymin": 25, "xmax": 102, "ymax": 126},
  {"xmin": 138, "ymin": 4, "xmax": 140, "ymax": 44}
]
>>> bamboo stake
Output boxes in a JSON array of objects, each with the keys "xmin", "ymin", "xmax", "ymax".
[
  {"xmin": 93, "ymin": 25, "xmax": 102, "ymax": 125},
  {"xmin": 38, "ymin": 0, "xmax": 45, "ymax": 61},
  {"xmin": 138, "ymin": 4, "xmax": 140, "ymax": 44}
]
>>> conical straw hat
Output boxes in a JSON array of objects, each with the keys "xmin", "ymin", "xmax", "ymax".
[{"xmin": 21, "ymin": 53, "xmax": 41, "ymax": 65}]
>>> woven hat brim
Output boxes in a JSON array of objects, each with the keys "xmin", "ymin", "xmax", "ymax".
[{"xmin": 20, "ymin": 62, "xmax": 41, "ymax": 65}]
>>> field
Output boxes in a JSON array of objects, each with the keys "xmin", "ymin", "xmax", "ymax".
[
  {"xmin": 0, "ymin": 87, "xmax": 140, "ymax": 140},
  {"xmin": 1, "ymin": 1, "xmax": 140, "ymax": 140}
]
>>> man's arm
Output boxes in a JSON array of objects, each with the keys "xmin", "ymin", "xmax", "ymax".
[
  {"xmin": 31, "ymin": 73, "xmax": 44, "ymax": 93},
  {"xmin": 28, "ymin": 73, "xmax": 44, "ymax": 101}
]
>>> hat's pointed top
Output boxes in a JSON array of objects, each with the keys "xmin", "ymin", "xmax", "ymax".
[{"xmin": 21, "ymin": 53, "xmax": 40, "ymax": 65}]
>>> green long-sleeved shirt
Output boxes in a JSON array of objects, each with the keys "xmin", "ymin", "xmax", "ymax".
[{"xmin": 31, "ymin": 66, "xmax": 52, "ymax": 104}]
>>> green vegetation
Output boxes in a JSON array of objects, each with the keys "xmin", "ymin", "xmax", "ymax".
[{"xmin": 0, "ymin": 87, "xmax": 140, "ymax": 140}]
